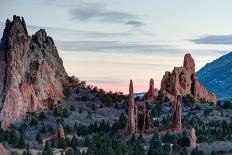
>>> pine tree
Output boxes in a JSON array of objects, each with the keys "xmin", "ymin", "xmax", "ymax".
[
  {"xmin": 137, "ymin": 133, "xmax": 145, "ymax": 144},
  {"xmin": 18, "ymin": 134, "xmax": 26, "ymax": 149},
  {"xmin": 65, "ymin": 148, "xmax": 74, "ymax": 155},
  {"xmin": 44, "ymin": 141, "xmax": 54, "ymax": 155},
  {"xmin": 59, "ymin": 137, "xmax": 67, "ymax": 149},
  {"xmin": 84, "ymin": 136, "xmax": 92, "ymax": 147},
  {"xmin": 74, "ymin": 149, "xmax": 82, "ymax": 155},
  {"xmin": 147, "ymin": 133, "xmax": 163, "ymax": 155},
  {"xmin": 70, "ymin": 135, "xmax": 78, "ymax": 149},
  {"xmin": 36, "ymin": 133, "xmax": 43, "ymax": 144}
]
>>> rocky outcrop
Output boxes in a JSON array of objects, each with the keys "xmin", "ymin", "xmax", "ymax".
[
  {"xmin": 0, "ymin": 144, "xmax": 9, "ymax": 155},
  {"xmin": 125, "ymin": 80, "xmax": 137, "ymax": 134},
  {"xmin": 0, "ymin": 16, "xmax": 68, "ymax": 128},
  {"xmin": 171, "ymin": 96, "xmax": 182, "ymax": 133},
  {"xmin": 189, "ymin": 128, "xmax": 197, "ymax": 147},
  {"xmin": 160, "ymin": 53, "xmax": 216, "ymax": 104},
  {"xmin": 125, "ymin": 80, "xmax": 155, "ymax": 135},
  {"xmin": 144, "ymin": 78, "xmax": 159, "ymax": 102},
  {"xmin": 56, "ymin": 124, "xmax": 65, "ymax": 141}
]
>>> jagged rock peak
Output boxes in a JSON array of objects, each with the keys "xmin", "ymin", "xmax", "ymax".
[
  {"xmin": 3, "ymin": 15, "xmax": 28, "ymax": 39},
  {"xmin": 32, "ymin": 29, "xmax": 54, "ymax": 46},
  {"xmin": 129, "ymin": 80, "xmax": 134, "ymax": 97},
  {"xmin": 183, "ymin": 53, "xmax": 195, "ymax": 74}
]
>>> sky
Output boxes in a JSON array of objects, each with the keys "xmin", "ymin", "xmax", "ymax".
[{"xmin": 1, "ymin": 0, "xmax": 232, "ymax": 93}]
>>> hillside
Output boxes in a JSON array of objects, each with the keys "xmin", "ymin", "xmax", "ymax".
[{"xmin": 197, "ymin": 52, "xmax": 232, "ymax": 99}]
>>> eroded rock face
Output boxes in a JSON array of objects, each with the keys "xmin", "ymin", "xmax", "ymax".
[
  {"xmin": 0, "ymin": 144, "xmax": 9, "ymax": 155},
  {"xmin": 56, "ymin": 124, "xmax": 65, "ymax": 141},
  {"xmin": 189, "ymin": 128, "xmax": 197, "ymax": 147},
  {"xmin": 0, "ymin": 16, "xmax": 67, "ymax": 128},
  {"xmin": 125, "ymin": 80, "xmax": 137, "ymax": 134},
  {"xmin": 171, "ymin": 97, "xmax": 182, "ymax": 133},
  {"xmin": 125, "ymin": 80, "xmax": 155, "ymax": 135},
  {"xmin": 160, "ymin": 53, "xmax": 216, "ymax": 104},
  {"xmin": 144, "ymin": 78, "xmax": 159, "ymax": 102}
]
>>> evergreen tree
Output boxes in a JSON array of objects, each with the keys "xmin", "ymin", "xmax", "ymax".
[
  {"xmin": 45, "ymin": 141, "xmax": 52, "ymax": 154},
  {"xmin": 51, "ymin": 138, "xmax": 56, "ymax": 148},
  {"xmin": 38, "ymin": 111, "xmax": 47, "ymax": 121},
  {"xmin": 84, "ymin": 136, "xmax": 92, "ymax": 147},
  {"xmin": 59, "ymin": 137, "xmax": 67, "ymax": 149},
  {"xmin": 129, "ymin": 133, "xmax": 136, "ymax": 146},
  {"xmin": 137, "ymin": 133, "xmax": 145, "ymax": 144},
  {"xmin": 36, "ymin": 133, "xmax": 43, "ymax": 144},
  {"xmin": 74, "ymin": 149, "xmax": 82, "ymax": 155},
  {"xmin": 65, "ymin": 148, "xmax": 74, "ymax": 155},
  {"xmin": 71, "ymin": 135, "xmax": 79, "ymax": 148},
  {"xmin": 18, "ymin": 134, "xmax": 26, "ymax": 149},
  {"xmin": 103, "ymin": 147, "xmax": 116, "ymax": 155},
  {"xmin": 147, "ymin": 133, "xmax": 163, "ymax": 155},
  {"xmin": 179, "ymin": 148, "xmax": 188, "ymax": 155}
]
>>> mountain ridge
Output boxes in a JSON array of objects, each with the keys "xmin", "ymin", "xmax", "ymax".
[{"xmin": 197, "ymin": 51, "xmax": 232, "ymax": 99}]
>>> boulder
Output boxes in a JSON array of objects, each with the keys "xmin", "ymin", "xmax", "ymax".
[{"xmin": 189, "ymin": 128, "xmax": 197, "ymax": 147}]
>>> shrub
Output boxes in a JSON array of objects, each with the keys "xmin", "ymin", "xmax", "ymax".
[
  {"xmin": 70, "ymin": 105, "xmax": 75, "ymax": 111},
  {"xmin": 30, "ymin": 118, "xmax": 38, "ymax": 126},
  {"xmin": 38, "ymin": 111, "xmax": 47, "ymax": 121},
  {"xmin": 182, "ymin": 95, "xmax": 195, "ymax": 106},
  {"xmin": 58, "ymin": 137, "xmax": 67, "ymax": 149}
]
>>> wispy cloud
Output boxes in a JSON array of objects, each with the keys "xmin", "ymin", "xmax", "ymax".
[
  {"xmin": 126, "ymin": 21, "xmax": 145, "ymax": 27},
  {"xmin": 55, "ymin": 40, "xmax": 175, "ymax": 53},
  {"xmin": 69, "ymin": 2, "xmax": 145, "ymax": 27},
  {"xmin": 190, "ymin": 35, "xmax": 232, "ymax": 45}
]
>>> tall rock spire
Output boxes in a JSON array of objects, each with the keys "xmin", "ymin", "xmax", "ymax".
[
  {"xmin": 125, "ymin": 80, "xmax": 137, "ymax": 134},
  {"xmin": 144, "ymin": 78, "xmax": 158, "ymax": 102},
  {"xmin": 172, "ymin": 96, "xmax": 182, "ymax": 133},
  {"xmin": 183, "ymin": 53, "xmax": 195, "ymax": 74}
]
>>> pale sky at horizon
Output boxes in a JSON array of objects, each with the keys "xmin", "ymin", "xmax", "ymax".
[{"xmin": 1, "ymin": 0, "xmax": 232, "ymax": 93}]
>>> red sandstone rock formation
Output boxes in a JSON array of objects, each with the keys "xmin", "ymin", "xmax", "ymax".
[
  {"xmin": 0, "ymin": 16, "xmax": 67, "ymax": 128},
  {"xmin": 189, "ymin": 128, "xmax": 197, "ymax": 147},
  {"xmin": 125, "ymin": 80, "xmax": 155, "ymax": 135},
  {"xmin": 171, "ymin": 96, "xmax": 182, "ymax": 133},
  {"xmin": 125, "ymin": 80, "xmax": 137, "ymax": 134},
  {"xmin": 56, "ymin": 124, "xmax": 65, "ymax": 141},
  {"xmin": 144, "ymin": 78, "xmax": 159, "ymax": 102},
  {"xmin": 160, "ymin": 53, "xmax": 216, "ymax": 104}
]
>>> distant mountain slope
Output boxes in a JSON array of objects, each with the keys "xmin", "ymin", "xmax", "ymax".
[{"xmin": 197, "ymin": 52, "xmax": 232, "ymax": 99}]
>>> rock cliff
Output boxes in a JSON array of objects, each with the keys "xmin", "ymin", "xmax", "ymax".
[
  {"xmin": 0, "ymin": 16, "xmax": 67, "ymax": 128},
  {"xmin": 160, "ymin": 53, "xmax": 216, "ymax": 104}
]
